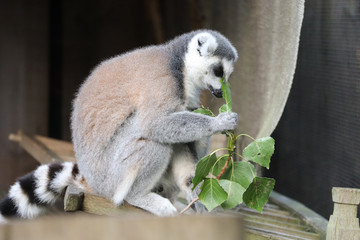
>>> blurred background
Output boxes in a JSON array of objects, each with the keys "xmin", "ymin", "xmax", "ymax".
[{"xmin": 0, "ymin": 0, "xmax": 359, "ymax": 220}]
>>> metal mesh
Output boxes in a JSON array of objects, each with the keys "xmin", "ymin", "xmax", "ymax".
[{"xmin": 267, "ymin": 0, "xmax": 360, "ymax": 218}]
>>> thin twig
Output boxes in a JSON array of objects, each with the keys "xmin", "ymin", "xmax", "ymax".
[
  {"xmin": 216, "ymin": 154, "xmax": 231, "ymax": 180},
  {"xmin": 181, "ymin": 154, "xmax": 230, "ymax": 214},
  {"xmin": 180, "ymin": 154, "xmax": 231, "ymax": 215},
  {"xmin": 179, "ymin": 197, "xmax": 199, "ymax": 215},
  {"xmin": 180, "ymin": 131, "xmax": 235, "ymax": 214}
]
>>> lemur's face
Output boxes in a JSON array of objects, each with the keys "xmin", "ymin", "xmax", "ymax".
[
  {"xmin": 184, "ymin": 32, "xmax": 236, "ymax": 98},
  {"xmin": 202, "ymin": 58, "xmax": 234, "ymax": 98}
]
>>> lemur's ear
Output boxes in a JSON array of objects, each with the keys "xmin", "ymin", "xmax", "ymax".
[{"xmin": 196, "ymin": 34, "xmax": 217, "ymax": 57}]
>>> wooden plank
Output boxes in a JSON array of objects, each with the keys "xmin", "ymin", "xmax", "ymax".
[
  {"xmin": 246, "ymin": 228, "xmax": 296, "ymax": 240},
  {"xmin": 1, "ymin": 214, "xmax": 244, "ymax": 240},
  {"xmin": 238, "ymin": 207, "xmax": 300, "ymax": 224},
  {"xmin": 9, "ymin": 131, "xmax": 63, "ymax": 164},
  {"xmin": 260, "ymin": 207, "xmax": 291, "ymax": 216},
  {"xmin": 263, "ymin": 202, "xmax": 281, "ymax": 210},
  {"xmin": 239, "ymin": 213, "xmax": 311, "ymax": 231},
  {"xmin": 35, "ymin": 135, "xmax": 76, "ymax": 162},
  {"xmin": 82, "ymin": 193, "xmax": 145, "ymax": 217},
  {"xmin": 246, "ymin": 226, "xmax": 313, "ymax": 240},
  {"xmin": 244, "ymin": 219, "xmax": 320, "ymax": 239},
  {"xmin": 270, "ymin": 191, "xmax": 328, "ymax": 239},
  {"xmin": 63, "ymin": 185, "xmax": 145, "ymax": 217},
  {"xmin": 9, "ymin": 132, "xmax": 76, "ymax": 163}
]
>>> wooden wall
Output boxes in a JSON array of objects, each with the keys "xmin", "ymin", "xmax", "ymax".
[
  {"xmin": 59, "ymin": 0, "xmax": 152, "ymax": 140},
  {"xmin": 0, "ymin": 0, "xmax": 49, "ymax": 193},
  {"xmin": 0, "ymin": 0, "xmax": 200, "ymax": 194}
]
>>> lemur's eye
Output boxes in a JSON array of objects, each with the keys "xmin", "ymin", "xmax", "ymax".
[
  {"xmin": 156, "ymin": 185, "xmax": 164, "ymax": 193},
  {"xmin": 213, "ymin": 65, "xmax": 224, "ymax": 78}
]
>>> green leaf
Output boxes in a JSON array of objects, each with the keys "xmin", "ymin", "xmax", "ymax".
[
  {"xmin": 219, "ymin": 179, "xmax": 246, "ymax": 209},
  {"xmin": 210, "ymin": 155, "xmax": 230, "ymax": 176},
  {"xmin": 243, "ymin": 177, "xmax": 275, "ymax": 213},
  {"xmin": 192, "ymin": 153, "xmax": 217, "ymax": 190},
  {"xmin": 221, "ymin": 161, "xmax": 256, "ymax": 189},
  {"xmin": 220, "ymin": 78, "xmax": 232, "ymax": 113},
  {"xmin": 243, "ymin": 137, "xmax": 275, "ymax": 169},
  {"xmin": 219, "ymin": 104, "xmax": 228, "ymax": 114},
  {"xmin": 193, "ymin": 106, "xmax": 215, "ymax": 117},
  {"xmin": 198, "ymin": 178, "xmax": 228, "ymax": 212}
]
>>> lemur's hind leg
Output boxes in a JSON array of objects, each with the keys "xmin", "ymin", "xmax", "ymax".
[
  {"xmin": 170, "ymin": 144, "xmax": 206, "ymax": 213},
  {"xmin": 116, "ymin": 140, "xmax": 177, "ymax": 216},
  {"xmin": 126, "ymin": 192, "xmax": 177, "ymax": 216}
]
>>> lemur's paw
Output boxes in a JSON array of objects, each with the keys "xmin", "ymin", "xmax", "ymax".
[
  {"xmin": 215, "ymin": 112, "xmax": 238, "ymax": 131},
  {"xmin": 155, "ymin": 198, "xmax": 178, "ymax": 217}
]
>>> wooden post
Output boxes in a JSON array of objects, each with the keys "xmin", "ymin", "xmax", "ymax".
[{"xmin": 326, "ymin": 187, "xmax": 360, "ymax": 240}]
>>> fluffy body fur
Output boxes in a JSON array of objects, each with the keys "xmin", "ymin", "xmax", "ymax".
[
  {"xmin": 71, "ymin": 30, "xmax": 238, "ymax": 216},
  {"xmin": 0, "ymin": 30, "xmax": 238, "ymax": 221}
]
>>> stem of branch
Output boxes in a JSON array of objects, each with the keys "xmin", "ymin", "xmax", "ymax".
[
  {"xmin": 216, "ymin": 154, "xmax": 231, "ymax": 180},
  {"xmin": 180, "ymin": 130, "xmax": 236, "ymax": 215},
  {"xmin": 216, "ymin": 131, "xmax": 235, "ymax": 180},
  {"xmin": 179, "ymin": 197, "xmax": 199, "ymax": 215}
]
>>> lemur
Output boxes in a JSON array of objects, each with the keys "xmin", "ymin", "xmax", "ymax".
[{"xmin": 0, "ymin": 30, "xmax": 238, "ymax": 223}]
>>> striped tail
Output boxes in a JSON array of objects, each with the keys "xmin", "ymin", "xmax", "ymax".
[{"xmin": 0, "ymin": 162, "xmax": 82, "ymax": 224}]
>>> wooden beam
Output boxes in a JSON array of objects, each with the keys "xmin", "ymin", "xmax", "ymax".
[
  {"xmin": 64, "ymin": 185, "xmax": 146, "ymax": 217},
  {"xmin": 9, "ymin": 131, "xmax": 63, "ymax": 164},
  {"xmin": 34, "ymin": 135, "xmax": 75, "ymax": 162},
  {"xmin": 63, "ymin": 185, "xmax": 84, "ymax": 212}
]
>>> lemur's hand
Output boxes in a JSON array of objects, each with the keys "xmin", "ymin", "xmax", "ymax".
[{"xmin": 213, "ymin": 112, "xmax": 238, "ymax": 132}]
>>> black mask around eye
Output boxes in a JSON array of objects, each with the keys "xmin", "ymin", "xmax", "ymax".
[{"xmin": 213, "ymin": 64, "xmax": 224, "ymax": 78}]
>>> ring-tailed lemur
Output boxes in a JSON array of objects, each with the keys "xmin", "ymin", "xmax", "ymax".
[{"xmin": 0, "ymin": 30, "xmax": 238, "ymax": 223}]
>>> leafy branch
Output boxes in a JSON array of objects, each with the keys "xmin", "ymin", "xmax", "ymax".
[{"xmin": 180, "ymin": 79, "xmax": 275, "ymax": 214}]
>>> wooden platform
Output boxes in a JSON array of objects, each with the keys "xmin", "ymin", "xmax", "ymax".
[
  {"xmin": 0, "ymin": 214, "xmax": 244, "ymax": 240},
  {"xmin": 3, "ymin": 131, "xmax": 328, "ymax": 240}
]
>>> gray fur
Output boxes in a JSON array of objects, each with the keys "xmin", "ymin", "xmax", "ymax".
[
  {"xmin": 208, "ymin": 30, "xmax": 238, "ymax": 61},
  {"xmin": 71, "ymin": 30, "xmax": 238, "ymax": 216}
]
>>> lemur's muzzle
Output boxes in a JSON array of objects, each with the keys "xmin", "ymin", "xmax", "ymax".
[{"xmin": 208, "ymin": 85, "xmax": 223, "ymax": 98}]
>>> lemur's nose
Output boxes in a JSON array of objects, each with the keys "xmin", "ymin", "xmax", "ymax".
[
  {"xmin": 208, "ymin": 85, "xmax": 223, "ymax": 98},
  {"xmin": 212, "ymin": 89, "xmax": 223, "ymax": 98}
]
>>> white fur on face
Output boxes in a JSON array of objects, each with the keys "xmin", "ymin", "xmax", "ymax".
[
  {"xmin": 200, "ymin": 57, "xmax": 235, "ymax": 93},
  {"xmin": 196, "ymin": 33, "xmax": 218, "ymax": 57},
  {"xmin": 183, "ymin": 32, "xmax": 235, "ymax": 107},
  {"xmin": 183, "ymin": 33, "xmax": 220, "ymax": 107},
  {"xmin": 222, "ymin": 58, "xmax": 235, "ymax": 82}
]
